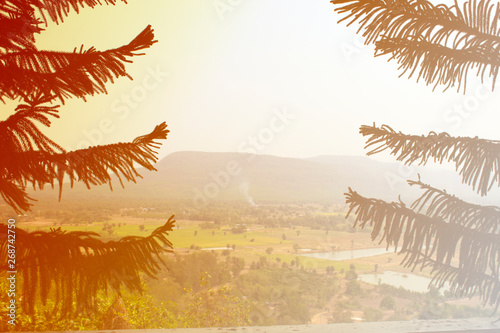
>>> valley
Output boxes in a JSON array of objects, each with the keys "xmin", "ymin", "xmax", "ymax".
[
  {"xmin": 2, "ymin": 151, "xmax": 495, "ymax": 330},
  {"xmin": 12, "ymin": 202, "xmax": 492, "ymax": 328}
]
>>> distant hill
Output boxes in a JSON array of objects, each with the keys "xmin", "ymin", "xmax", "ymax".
[{"xmin": 29, "ymin": 151, "xmax": 497, "ymax": 208}]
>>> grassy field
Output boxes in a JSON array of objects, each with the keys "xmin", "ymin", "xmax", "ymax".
[
  {"xmin": 21, "ymin": 217, "xmax": 378, "ymax": 250},
  {"xmin": 20, "ymin": 215, "xmax": 381, "ymax": 273}
]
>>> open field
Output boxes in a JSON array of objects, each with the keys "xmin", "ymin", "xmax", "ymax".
[
  {"xmin": 14, "ymin": 209, "xmax": 493, "ymax": 327},
  {"xmin": 18, "ymin": 214, "xmax": 440, "ymax": 278},
  {"xmin": 19, "ymin": 215, "xmax": 378, "ymax": 248},
  {"xmin": 19, "ymin": 215, "xmax": 377, "ymax": 272}
]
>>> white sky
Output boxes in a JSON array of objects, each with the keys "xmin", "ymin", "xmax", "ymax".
[{"xmin": 30, "ymin": 0, "xmax": 500, "ymax": 162}]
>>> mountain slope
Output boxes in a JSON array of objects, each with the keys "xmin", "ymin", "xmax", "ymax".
[{"xmin": 28, "ymin": 151, "xmax": 488, "ymax": 207}]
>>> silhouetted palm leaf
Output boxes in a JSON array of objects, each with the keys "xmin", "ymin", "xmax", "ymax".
[
  {"xmin": 0, "ymin": 0, "xmax": 174, "ymax": 323},
  {"xmin": 0, "ymin": 216, "xmax": 176, "ymax": 317},
  {"xmin": 331, "ymin": 0, "xmax": 500, "ymax": 91},
  {"xmin": 1, "ymin": 122, "xmax": 169, "ymax": 213},
  {"xmin": 410, "ymin": 179, "xmax": 500, "ymax": 232},
  {"xmin": 0, "ymin": 95, "xmax": 63, "ymax": 154},
  {"xmin": 0, "ymin": 25, "xmax": 157, "ymax": 102},
  {"xmin": 0, "ymin": 3, "xmax": 41, "ymax": 51},
  {"xmin": 345, "ymin": 186, "xmax": 500, "ymax": 309},
  {"xmin": 360, "ymin": 124, "xmax": 500, "ymax": 196}
]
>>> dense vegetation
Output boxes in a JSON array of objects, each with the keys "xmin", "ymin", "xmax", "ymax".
[{"xmin": 1, "ymin": 202, "xmax": 492, "ymax": 331}]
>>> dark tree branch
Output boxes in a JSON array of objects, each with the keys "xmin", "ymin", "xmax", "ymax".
[
  {"xmin": 0, "ymin": 25, "xmax": 157, "ymax": 102},
  {"xmin": 2, "ymin": 122, "xmax": 169, "ymax": 213},
  {"xmin": 0, "ymin": 95, "xmax": 64, "ymax": 155},
  {"xmin": 331, "ymin": 0, "xmax": 500, "ymax": 91},
  {"xmin": 360, "ymin": 124, "xmax": 500, "ymax": 196},
  {"xmin": 345, "ymin": 186, "xmax": 500, "ymax": 308},
  {"xmin": 409, "ymin": 179, "xmax": 500, "ymax": 233},
  {"xmin": 0, "ymin": 215, "xmax": 176, "ymax": 317}
]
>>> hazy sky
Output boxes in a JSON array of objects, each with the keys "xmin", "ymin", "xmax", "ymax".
[{"xmin": 31, "ymin": 0, "xmax": 500, "ymax": 161}]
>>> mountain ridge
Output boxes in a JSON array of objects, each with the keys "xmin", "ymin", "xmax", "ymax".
[{"xmin": 29, "ymin": 151, "xmax": 493, "ymax": 207}]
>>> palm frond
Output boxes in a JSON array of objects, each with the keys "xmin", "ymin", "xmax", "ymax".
[
  {"xmin": 409, "ymin": 179, "xmax": 500, "ymax": 232},
  {"xmin": 0, "ymin": 1, "xmax": 44, "ymax": 49},
  {"xmin": 411, "ymin": 254, "xmax": 500, "ymax": 309},
  {"xmin": 0, "ymin": 215, "xmax": 176, "ymax": 317},
  {"xmin": 0, "ymin": 94, "xmax": 64, "ymax": 155},
  {"xmin": 2, "ymin": 122, "xmax": 169, "ymax": 213},
  {"xmin": 346, "ymin": 187, "xmax": 447, "ymax": 268},
  {"xmin": 0, "ymin": 0, "xmax": 124, "ymax": 52},
  {"xmin": 0, "ymin": 14, "xmax": 41, "ymax": 51},
  {"xmin": 0, "ymin": 178, "xmax": 34, "ymax": 213},
  {"xmin": 0, "ymin": 1, "xmax": 130, "ymax": 51},
  {"xmin": 360, "ymin": 124, "xmax": 500, "ymax": 196},
  {"xmin": 0, "ymin": 25, "xmax": 157, "ymax": 102},
  {"xmin": 331, "ymin": 0, "xmax": 500, "ymax": 91},
  {"xmin": 376, "ymin": 36, "xmax": 500, "ymax": 91},
  {"xmin": 345, "ymin": 187, "xmax": 500, "ymax": 308}
]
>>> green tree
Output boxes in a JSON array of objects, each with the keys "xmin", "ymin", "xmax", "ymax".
[
  {"xmin": 229, "ymin": 257, "xmax": 245, "ymax": 277},
  {"xmin": 380, "ymin": 295, "xmax": 396, "ymax": 310},
  {"xmin": 121, "ymin": 288, "xmax": 179, "ymax": 329},
  {"xmin": 364, "ymin": 307, "xmax": 383, "ymax": 322},
  {"xmin": 331, "ymin": 307, "xmax": 353, "ymax": 323},
  {"xmin": 332, "ymin": 0, "xmax": 500, "ymax": 310},
  {"xmin": 182, "ymin": 273, "xmax": 250, "ymax": 328},
  {"xmin": 345, "ymin": 269, "xmax": 358, "ymax": 280},
  {"xmin": 345, "ymin": 280, "xmax": 362, "ymax": 296},
  {"xmin": 0, "ymin": 0, "xmax": 173, "ymax": 323},
  {"xmin": 1, "ymin": 279, "xmax": 179, "ymax": 331}
]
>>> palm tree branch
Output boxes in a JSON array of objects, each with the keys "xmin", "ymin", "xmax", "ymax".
[
  {"xmin": 333, "ymin": 0, "xmax": 464, "ymax": 43},
  {"xmin": 405, "ymin": 250, "xmax": 500, "ymax": 308},
  {"xmin": 331, "ymin": 0, "xmax": 500, "ymax": 90},
  {"xmin": 360, "ymin": 124, "xmax": 500, "ymax": 195},
  {"xmin": 0, "ymin": 0, "xmax": 123, "ymax": 52},
  {"xmin": 2, "ymin": 122, "xmax": 169, "ymax": 213},
  {"xmin": 0, "ymin": 215, "xmax": 175, "ymax": 317},
  {"xmin": 0, "ymin": 96, "xmax": 64, "ymax": 156},
  {"xmin": 409, "ymin": 179, "xmax": 500, "ymax": 232},
  {"xmin": 345, "ymin": 187, "xmax": 500, "ymax": 292},
  {"xmin": 375, "ymin": 36, "xmax": 500, "ymax": 91},
  {"xmin": 0, "ymin": 178, "xmax": 35, "ymax": 213},
  {"xmin": 0, "ymin": 14, "xmax": 42, "ymax": 51},
  {"xmin": 0, "ymin": 25, "xmax": 156, "ymax": 102}
]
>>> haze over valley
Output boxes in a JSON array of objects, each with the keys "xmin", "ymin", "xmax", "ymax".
[{"xmin": 28, "ymin": 151, "xmax": 493, "ymax": 208}]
